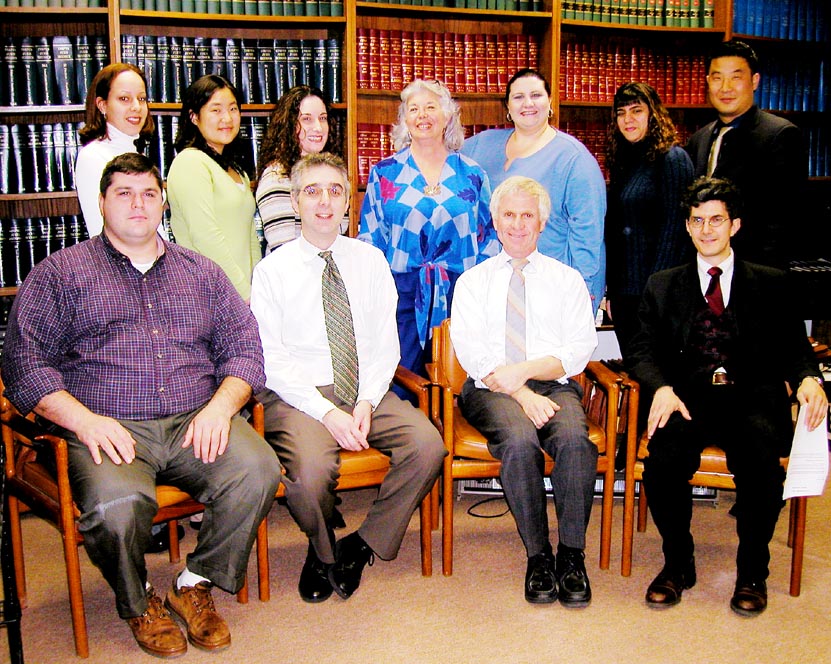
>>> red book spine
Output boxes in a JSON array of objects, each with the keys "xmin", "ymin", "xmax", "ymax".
[
  {"xmin": 676, "ymin": 55, "xmax": 691, "ymax": 105},
  {"xmin": 692, "ymin": 55, "xmax": 705, "ymax": 104},
  {"xmin": 528, "ymin": 33, "xmax": 539, "ymax": 71},
  {"xmin": 654, "ymin": 52, "xmax": 667, "ymax": 103},
  {"xmin": 485, "ymin": 34, "xmax": 498, "ymax": 93},
  {"xmin": 401, "ymin": 31, "xmax": 414, "ymax": 88},
  {"xmin": 474, "ymin": 34, "xmax": 487, "ymax": 93},
  {"xmin": 357, "ymin": 122, "xmax": 371, "ymax": 187},
  {"xmin": 560, "ymin": 44, "xmax": 571, "ymax": 101},
  {"xmin": 422, "ymin": 32, "xmax": 435, "ymax": 82},
  {"xmin": 442, "ymin": 33, "xmax": 455, "ymax": 92},
  {"xmin": 412, "ymin": 31, "xmax": 424, "ymax": 82},
  {"xmin": 496, "ymin": 34, "xmax": 509, "ymax": 89},
  {"xmin": 600, "ymin": 46, "xmax": 613, "ymax": 103},
  {"xmin": 389, "ymin": 29, "xmax": 402, "ymax": 92},
  {"xmin": 588, "ymin": 41, "xmax": 600, "ymax": 103},
  {"xmin": 612, "ymin": 43, "xmax": 623, "ymax": 98},
  {"xmin": 579, "ymin": 42, "xmax": 590, "ymax": 102},
  {"xmin": 463, "ymin": 34, "xmax": 476, "ymax": 93},
  {"xmin": 379, "ymin": 123, "xmax": 392, "ymax": 159},
  {"xmin": 506, "ymin": 34, "xmax": 518, "ymax": 82},
  {"xmin": 357, "ymin": 28, "xmax": 369, "ymax": 89},
  {"xmin": 379, "ymin": 30, "xmax": 391, "ymax": 91},
  {"xmin": 368, "ymin": 29, "xmax": 380, "ymax": 90},
  {"xmin": 453, "ymin": 33, "xmax": 465, "ymax": 94}
]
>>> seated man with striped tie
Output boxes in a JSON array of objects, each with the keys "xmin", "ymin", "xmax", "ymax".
[
  {"xmin": 250, "ymin": 152, "xmax": 445, "ymax": 604},
  {"xmin": 450, "ymin": 176, "xmax": 599, "ymax": 607},
  {"xmin": 628, "ymin": 176, "xmax": 827, "ymax": 616}
]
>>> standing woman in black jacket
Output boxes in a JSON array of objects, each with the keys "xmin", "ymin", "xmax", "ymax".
[{"xmin": 605, "ymin": 82, "xmax": 695, "ymax": 361}]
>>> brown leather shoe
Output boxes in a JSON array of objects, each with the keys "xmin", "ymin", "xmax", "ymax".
[
  {"xmin": 165, "ymin": 580, "xmax": 231, "ymax": 651},
  {"xmin": 126, "ymin": 588, "xmax": 187, "ymax": 659},
  {"xmin": 645, "ymin": 558, "xmax": 696, "ymax": 608},
  {"xmin": 730, "ymin": 579, "xmax": 767, "ymax": 617}
]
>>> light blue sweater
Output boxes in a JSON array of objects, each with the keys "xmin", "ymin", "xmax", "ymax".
[{"xmin": 462, "ymin": 128, "xmax": 607, "ymax": 310}]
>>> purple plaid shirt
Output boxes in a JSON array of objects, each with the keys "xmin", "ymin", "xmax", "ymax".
[{"xmin": 2, "ymin": 234, "xmax": 265, "ymax": 419}]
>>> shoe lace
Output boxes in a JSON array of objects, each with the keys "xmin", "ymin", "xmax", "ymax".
[
  {"xmin": 137, "ymin": 590, "xmax": 172, "ymax": 624},
  {"xmin": 183, "ymin": 583, "xmax": 216, "ymax": 614}
]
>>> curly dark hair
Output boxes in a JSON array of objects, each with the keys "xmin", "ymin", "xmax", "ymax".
[
  {"xmin": 78, "ymin": 63, "xmax": 155, "ymax": 148},
  {"xmin": 256, "ymin": 85, "xmax": 341, "ymax": 181},
  {"xmin": 173, "ymin": 74, "xmax": 247, "ymax": 177},
  {"xmin": 683, "ymin": 176, "xmax": 744, "ymax": 220},
  {"xmin": 606, "ymin": 82, "xmax": 678, "ymax": 177}
]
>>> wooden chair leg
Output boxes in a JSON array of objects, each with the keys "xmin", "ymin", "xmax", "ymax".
[
  {"xmin": 7, "ymin": 495, "xmax": 27, "ymax": 606},
  {"xmin": 441, "ymin": 465, "xmax": 454, "ymax": 576},
  {"xmin": 256, "ymin": 516, "xmax": 270, "ymax": 602},
  {"xmin": 430, "ymin": 483, "xmax": 440, "ymax": 531},
  {"xmin": 63, "ymin": 530, "xmax": 89, "ymax": 658},
  {"xmin": 789, "ymin": 496, "xmax": 807, "ymax": 597},
  {"xmin": 167, "ymin": 520, "xmax": 181, "ymax": 564},
  {"xmin": 637, "ymin": 482, "xmax": 649, "ymax": 532},
  {"xmin": 598, "ymin": 469, "xmax": 614, "ymax": 570},
  {"xmin": 236, "ymin": 575, "xmax": 249, "ymax": 604},
  {"xmin": 419, "ymin": 489, "xmax": 432, "ymax": 577}
]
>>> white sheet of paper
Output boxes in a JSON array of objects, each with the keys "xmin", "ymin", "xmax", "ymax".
[{"xmin": 783, "ymin": 407, "xmax": 829, "ymax": 499}]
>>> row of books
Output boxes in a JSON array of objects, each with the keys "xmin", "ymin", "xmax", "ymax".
[
  {"xmin": 0, "ymin": 216, "xmax": 87, "ymax": 289},
  {"xmin": 359, "ymin": 0, "xmax": 544, "ymax": 9},
  {"xmin": 805, "ymin": 126, "xmax": 830, "ymax": 178},
  {"xmin": 732, "ymin": 0, "xmax": 828, "ymax": 42},
  {"xmin": 356, "ymin": 30, "xmax": 539, "ymax": 94},
  {"xmin": 560, "ymin": 42, "xmax": 707, "ymax": 105},
  {"xmin": 118, "ymin": 0, "xmax": 344, "ymax": 16},
  {"xmin": 562, "ymin": 0, "xmax": 715, "ymax": 27},
  {"xmin": 1, "ymin": 36, "xmax": 109, "ymax": 108},
  {"xmin": 0, "ymin": 123, "xmax": 81, "ymax": 195},
  {"xmin": 122, "ymin": 35, "xmax": 342, "ymax": 106},
  {"xmin": 755, "ymin": 58, "xmax": 828, "ymax": 113}
]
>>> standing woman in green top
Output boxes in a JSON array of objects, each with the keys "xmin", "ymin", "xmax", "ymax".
[{"xmin": 168, "ymin": 74, "xmax": 260, "ymax": 302}]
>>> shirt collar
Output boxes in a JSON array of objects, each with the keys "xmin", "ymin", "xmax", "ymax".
[
  {"xmin": 697, "ymin": 249, "xmax": 734, "ymax": 277},
  {"xmin": 297, "ymin": 233, "xmax": 346, "ymax": 262},
  {"xmin": 498, "ymin": 249, "xmax": 541, "ymax": 270}
]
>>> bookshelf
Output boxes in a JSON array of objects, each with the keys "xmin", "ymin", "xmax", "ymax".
[{"xmin": 1, "ymin": 0, "xmax": 829, "ymax": 276}]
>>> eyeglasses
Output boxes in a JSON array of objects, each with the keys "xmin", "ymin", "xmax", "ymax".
[
  {"xmin": 300, "ymin": 184, "xmax": 345, "ymax": 200},
  {"xmin": 688, "ymin": 215, "xmax": 730, "ymax": 229}
]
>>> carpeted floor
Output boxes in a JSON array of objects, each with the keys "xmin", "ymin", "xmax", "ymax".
[{"xmin": 3, "ymin": 467, "xmax": 831, "ymax": 663}]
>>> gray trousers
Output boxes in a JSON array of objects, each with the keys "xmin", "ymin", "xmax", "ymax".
[
  {"xmin": 459, "ymin": 378, "xmax": 598, "ymax": 557},
  {"xmin": 260, "ymin": 386, "xmax": 445, "ymax": 564},
  {"xmin": 64, "ymin": 408, "xmax": 282, "ymax": 619}
]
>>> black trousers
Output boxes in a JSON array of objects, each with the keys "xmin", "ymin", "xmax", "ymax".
[{"xmin": 642, "ymin": 385, "xmax": 786, "ymax": 581}]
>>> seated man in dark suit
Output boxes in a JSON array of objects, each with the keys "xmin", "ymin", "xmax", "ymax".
[{"xmin": 629, "ymin": 176, "xmax": 827, "ymax": 616}]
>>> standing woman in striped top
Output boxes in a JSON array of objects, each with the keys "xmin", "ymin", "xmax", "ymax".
[{"xmin": 255, "ymin": 86, "xmax": 347, "ymax": 254}]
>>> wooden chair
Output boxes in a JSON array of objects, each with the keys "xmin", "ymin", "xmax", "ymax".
[
  {"xmin": 619, "ymin": 376, "xmax": 808, "ymax": 596},
  {"xmin": 431, "ymin": 318, "xmax": 624, "ymax": 576},
  {"xmin": 0, "ymin": 384, "xmax": 269, "ymax": 658},
  {"xmin": 252, "ymin": 365, "xmax": 436, "ymax": 601}
]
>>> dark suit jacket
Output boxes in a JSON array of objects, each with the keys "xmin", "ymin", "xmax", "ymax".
[
  {"xmin": 628, "ymin": 258, "xmax": 820, "ymax": 450},
  {"xmin": 686, "ymin": 106, "xmax": 806, "ymax": 269}
]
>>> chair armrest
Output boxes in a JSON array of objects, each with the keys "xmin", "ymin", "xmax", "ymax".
[
  {"xmin": 393, "ymin": 366, "xmax": 430, "ymax": 415},
  {"xmin": 246, "ymin": 395, "xmax": 265, "ymax": 437},
  {"xmin": 585, "ymin": 360, "xmax": 625, "ymax": 392}
]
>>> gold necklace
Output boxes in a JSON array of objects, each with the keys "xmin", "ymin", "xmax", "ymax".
[{"xmin": 423, "ymin": 183, "xmax": 441, "ymax": 196}]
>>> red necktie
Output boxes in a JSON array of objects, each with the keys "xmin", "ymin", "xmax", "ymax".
[{"xmin": 705, "ymin": 266, "xmax": 724, "ymax": 316}]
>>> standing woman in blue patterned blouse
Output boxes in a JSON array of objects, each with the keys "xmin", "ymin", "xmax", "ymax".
[{"xmin": 359, "ymin": 79, "xmax": 499, "ymax": 377}]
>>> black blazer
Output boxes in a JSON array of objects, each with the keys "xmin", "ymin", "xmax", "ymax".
[
  {"xmin": 686, "ymin": 106, "xmax": 806, "ymax": 268},
  {"xmin": 628, "ymin": 259, "xmax": 820, "ymax": 446}
]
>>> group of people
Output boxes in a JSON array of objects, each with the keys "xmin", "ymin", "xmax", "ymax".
[{"xmin": 2, "ymin": 37, "xmax": 827, "ymax": 660}]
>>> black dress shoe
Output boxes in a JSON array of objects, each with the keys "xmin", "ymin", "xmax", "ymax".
[
  {"xmin": 556, "ymin": 547, "xmax": 591, "ymax": 608},
  {"xmin": 298, "ymin": 544, "xmax": 333, "ymax": 603},
  {"xmin": 730, "ymin": 579, "xmax": 767, "ymax": 617},
  {"xmin": 525, "ymin": 550, "xmax": 558, "ymax": 604},
  {"xmin": 145, "ymin": 523, "xmax": 185, "ymax": 554},
  {"xmin": 328, "ymin": 532, "xmax": 374, "ymax": 599},
  {"xmin": 645, "ymin": 558, "xmax": 696, "ymax": 608}
]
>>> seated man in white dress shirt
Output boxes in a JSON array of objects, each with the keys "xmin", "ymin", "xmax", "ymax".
[
  {"xmin": 451, "ymin": 176, "xmax": 599, "ymax": 607},
  {"xmin": 250, "ymin": 152, "xmax": 445, "ymax": 603}
]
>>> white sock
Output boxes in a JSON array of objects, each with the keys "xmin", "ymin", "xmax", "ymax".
[{"xmin": 176, "ymin": 567, "xmax": 211, "ymax": 590}]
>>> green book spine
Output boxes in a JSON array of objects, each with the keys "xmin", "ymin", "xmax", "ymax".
[
  {"xmin": 330, "ymin": 0, "xmax": 342, "ymax": 15},
  {"xmin": 702, "ymin": 0, "xmax": 713, "ymax": 27},
  {"xmin": 258, "ymin": 0, "xmax": 271, "ymax": 13},
  {"xmin": 305, "ymin": 0, "xmax": 318, "ymax": 14},
  {"xmin": 270, "ymin": 0, "xmax": 282, "ymax": 13},
  {"xmin": 194, "ymin": 0, "xmax": 207, "ymax": 10},
  {"xmin": 207, "ymin": 0, "xmax": 219, "ymax": 10},
  {"xmin": 319, "ymin": 0, "xmax": 330, "ymax": 13},
  {"xmin": 646, "ymin": 0, "xmax": 656, "ymax": 25},
  {"xmin": 689, "ymin": 0, "xmax": 700, "ymax": 27},
  {"xmin": 232, "ymin": 0, "xmax": 244, "ymax": 13},
  {"xmin": 156, "ymin": 0, "xmax": 169, "ymax": 9},
  {"xmin": 169, "ymin": 0, "xmax": 182, "ymax": 10},
  {"xmin": 181, "ymin": 0, "xmax": 195, "ymax": 10},
  {"xmin": 220, "ymin": 0, "xmax": 232, "ymax": 12},
  {"xmin": 244, "ymin": 0, "xmax": 257, "ymax": 11},
  {"xmin": 637, "ymin": 0, "xmax": 647, "ymax": 24}
]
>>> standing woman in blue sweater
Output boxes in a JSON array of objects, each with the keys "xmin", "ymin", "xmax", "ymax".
[{"xmin": 605, "ymin": 82, "xmax": 694, "ymax": 361}]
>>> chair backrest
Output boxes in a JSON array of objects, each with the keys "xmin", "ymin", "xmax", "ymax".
[{"xmin": 437, "ymin": 318, "xmax": 472, "ymax": 396}]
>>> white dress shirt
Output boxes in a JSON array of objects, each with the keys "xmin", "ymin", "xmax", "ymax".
[
  {"xmin": 451, "ymin": 249, "xmax": 598, "ymax": 389},
  {"xmin": 696, "ymin": 249, "xmax": 735, "ymax": 307},
  {"xmin": 251, "ymin": 233, "xmax": 400, "ymax": 421}
]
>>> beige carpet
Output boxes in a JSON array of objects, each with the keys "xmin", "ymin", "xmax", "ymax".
[{"xmin": 4, "ymin": 467, "xmax": 831, "ymax": 664}]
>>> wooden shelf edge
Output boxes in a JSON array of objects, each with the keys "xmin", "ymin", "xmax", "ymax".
[
  {"xmin": 0, "ymin": 105, "xmax": 85, "ymax": 114},
  {"xmin": 0, "ymin": 6, "xmax": 107, "ymax": 15},
  {"xmin": 0, "ymin": 192, "xmax": 78, "ymax": 202}
]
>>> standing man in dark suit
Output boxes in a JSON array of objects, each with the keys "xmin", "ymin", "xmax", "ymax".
[
  {"xmin": 629, "ymin": 177, "xmax": 827, "ymax": 616},
  {"xmin": 686, "ymin": 40, "xmax": 806, "ymax": 269}
]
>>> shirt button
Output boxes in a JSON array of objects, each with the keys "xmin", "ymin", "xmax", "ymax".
[
  {"xmin": 158, "ymin": 387, "xmax": 165, "ymax": 393},
  {"xmin": 156, "ymin": 353, "xmax": 163, "ymax": 359},
  {"xmin": 147, "ymin": 303, "xmax": 153, "ymax": 309},
  {"xmin": 152, "ymin": 329, "xmax": 159, "ymax": 334}
]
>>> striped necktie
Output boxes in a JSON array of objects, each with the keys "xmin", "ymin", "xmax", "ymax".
[
  {"xmin": 320, "ymin": 250, "xmax": 359, "ymax": 405},
  {"xmin": 505, "ymin": 258, "xmax": 528, "ymax": 365}
]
